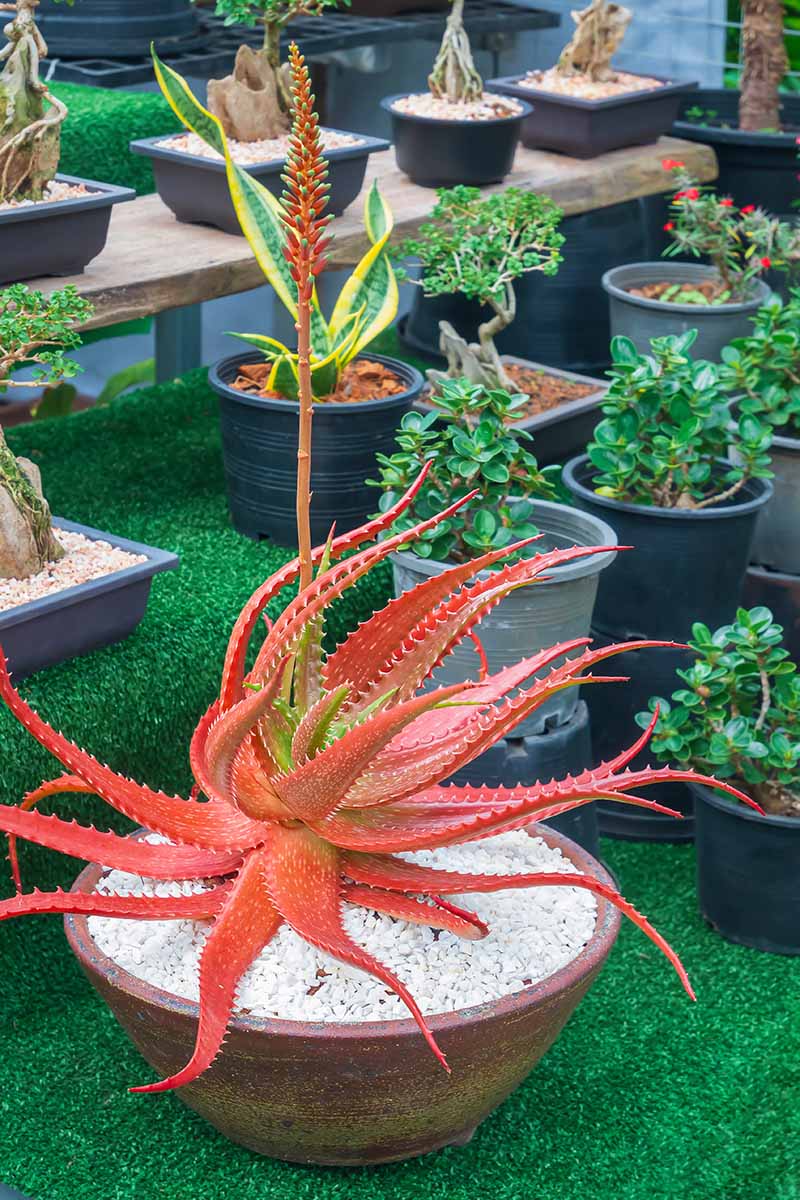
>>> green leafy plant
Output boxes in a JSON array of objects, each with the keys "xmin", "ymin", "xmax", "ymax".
[
  {"xmin": 719, "ymin": 291, "xmax": 800, "ymax": 439},
  {"xmin": 396, "ymin": 186, "xmax": 564, "ymax": 392},
  {"xmin": 154, "ymin": 51, "xmax": 397, "ymax": 400},
  {"xmin": 373, "ymin": 377, "xmax": 556, "ymax": 563},
  {"xmin": 586, "ymin": 330, "xmax": 773, "ymax": 508},
  {"xmin": 659, "ymin": 160, "xmax": 800, "ymax": 301},
  {"xmin": 639, "ymin": 606, "xmax": 800, "ymax": 818}
]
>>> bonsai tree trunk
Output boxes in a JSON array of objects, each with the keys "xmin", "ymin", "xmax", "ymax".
[
  {"xmin": 427, "ymin": 285, "xmax": 516, "ymax": 392},
  {"xmin": 428, "ymin": 0, "xmax": 483, "ymax": 104},
  {"xmin": 739, "ymin": 0, "xmax": 788, "ymax": 132},
  {"xmin": 0, "ymin": 426, "xmax": 63, "ymax": 579},
  {"xmin": 556, "ymin": 0, "xmax": 632, "ymax": 82},
  {"xmin": 0, "ymin": 0, "xmax": 66, "ymax": 202},
  {"xmin": 206, "ymin": 18, "xmax": 292, "ymax": 142}
]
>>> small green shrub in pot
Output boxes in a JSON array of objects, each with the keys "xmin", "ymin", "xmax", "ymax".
[
  {"xmin": 376, "ymin": 377, "xmax": 618, "ymax": 738},
  {"xmin": 639, "ymin": 606, "xmax": 800, "ymax": 951}
]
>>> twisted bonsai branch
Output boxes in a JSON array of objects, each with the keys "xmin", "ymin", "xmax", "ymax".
[{"xmin": 428, "ymin": 0, "xmax": 483, "ymax": 104}]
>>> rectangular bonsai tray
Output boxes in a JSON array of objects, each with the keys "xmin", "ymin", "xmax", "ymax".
[
  {"xmin": 0, "ymin": 519, "xmax": 179, "ymax": 680},
  {"xmin": 416, "ymin": 356, "xmax": 607, "ymax": 466},
  {"xmin": 131, "ymin": 132, "xmax": 390, "ymax": 235},
  {"xmin": 488, "ymin": 74, "xmax": 697, "ymax": 158},
  {"xmin": 0, "ymin": 175, "xmax": 135, "ymax": 285}
]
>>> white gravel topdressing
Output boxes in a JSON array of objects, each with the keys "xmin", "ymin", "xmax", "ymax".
[
  {"xmin": 0, "ymin": 180, "xmax": 92, "ymax": 211},
  {"xmin": 0, "ymin": 530, "xmax": 146, "ymax": 611},
  {"xmin": 158, "ymin": 128, "xmax": 365, "ymax": 166},
  {"xmin": 88, "ymin": 831, "xmax": 597, "ymax": 1024},
  {"xmin": 392, "ymin": 93, "xmax": 523, "ymax": 122}
]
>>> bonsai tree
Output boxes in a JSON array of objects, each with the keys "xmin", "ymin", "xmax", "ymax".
[
  {"xmin": 0, "ymin": 43, "xmax": 757, "ymax": 1095},
  {"xmin": 199, "ymin": 0, "xmax": 347, "ymax": 142},
  {"xmin": 739, "ymin": 0, "xmax": 788, "ymax": 132},
  {"xmin": 555, "ymin": 0, "xmax": 632, "ymax": 82},
  {"xmin": 428, "ymin": 0, "xmax": 482, "ymax": 104},
  {"xmin": 0, "ymin": 282, "xmax": 92, "ymax": 578},
  {"xmin": 373, "ymin": 378, "xmax": 557, "ymax": 563},
  {"xmin": 396, "ymin": 186, "xmax": 564, "ymax": 392},
  {"xmin": 154, "ymin": 50, "xmax": 398, "ymax": 399},
  {"xmin": 0, "ymin": 0, "xmax": 69, "ymax": 201},
  {"xmin": 719, "ymin": 290, "xmax": 800, "ymax": 437},
  {"xmin": 660, "ymin": 161, "xmax": 800, "ymax": 301},
  {"xmin": 587, "ymin": 330, "xmax": 774, "ymax": 509},
  {"xmin": 639, "ymin": 606, "xmax": 800, "ymax": 817}
]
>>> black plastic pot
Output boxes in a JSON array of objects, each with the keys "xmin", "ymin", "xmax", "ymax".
[
  {"xmin": 563, "ymin": 454, "xmax": 773, "ymax": 841},
  {"xmin": 131, "ymin": 133, "xmax": 389, "ymax": 236},
  {"xmin": 489, "ymin": 74, "xmax": 695, "ymax": 159},
  {"xmin": 209, "ymin": 350, "xmax": 422, "ymax": 545},
  {"xmin": 448, "ymin": 701, "xmax": 600, "ymax": 860},
  {"xmin": 400, "ymin": 197, "xmax": 665, "ymax": 377},
  {"xmin": 742, "ymin": 564, "xmax": 800, "ymax": 665},
  {"xmin": 380, "ymin": 94, "xmax": 530, "ymax": 188},
  {"xmin": 673, "ymin": 89, "xmax": 800, "ymax": 217},
  {"xmin": 0, "ymin": 519, "xmax": 178, "ymax": 680},
  {"xmin": 0, "ymin": 175, "xmax": 135, "ymax": 286},
  {"xmin": 36, "ymin": 0, "xmax": 199, "ymax": 57},
  {"xmin": 692, "ymin": 783, "xmax": 800, "ymax": 955},
  {"xmin": 415, "ymin": 355, "xmax": 606, "ymax": 467}
]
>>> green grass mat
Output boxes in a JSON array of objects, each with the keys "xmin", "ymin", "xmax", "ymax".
[
  {"xmin": 54, "ymin": 82, "xmax": 178, "ymax": 195},
  {"xmin": 0, "ymin": 365, "xmax": 798, "ymax": 1200}
]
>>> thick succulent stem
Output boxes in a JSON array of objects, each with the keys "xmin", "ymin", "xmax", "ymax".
[
  {"xmin": 556, "ymin": 0, "xmax": 632, "ymax": 83},
  {"xmin": 0, "ymin": 0, "xmax": 65, "ymax": 202},
  {"xmin": 0, "ymin": 425, "xmax": 63, "ymax": 579},
  {"xmin": 206, "ymin": 19, "xmax": 291, "ymax": 143},
  {"xmin": 428, "ymin": 0, "xmax": 483, "ymax": 104},
  {"xmin": 739, "ymin": 0, "xmax": 787, "ymax": 132},
  {"xmin": 427, "ymin": 285, "xmax": 516, "ymax": 392}
]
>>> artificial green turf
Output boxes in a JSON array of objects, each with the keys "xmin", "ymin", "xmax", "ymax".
[{"xmin": 0, "ymin": 366, "xmax": 798, "ymax": 1200}]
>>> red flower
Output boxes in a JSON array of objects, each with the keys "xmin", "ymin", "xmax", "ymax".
[
  {"xmin": 760, "ymin": 256, "xmax": 772, "ymax": 269},
  {"xmin": 719, "ymin": 198, "xmax": 734, "ymax": 207},
  {"xmin": 673, "ymin": 188, "xmax": 700, "ymax": 202},
  {"xmin": 661, "ymin": 158, "xmax": 685, "ymax": 170},
  {"xmin": 663, "ymin": 222, "xmax": 675, "ymax": 231},
  {"xmin": 740, "ymin": 204, "xmax": 756, "ymax": 214}
]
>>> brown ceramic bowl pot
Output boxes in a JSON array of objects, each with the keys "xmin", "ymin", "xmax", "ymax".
[{"xmin": 65, "ymin": 826, "xmax": 620, "ymax": 1165}]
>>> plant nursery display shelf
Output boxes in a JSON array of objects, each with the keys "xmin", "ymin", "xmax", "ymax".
[{"xmin": 26, "ymin": 136, "xmax": 716, "ymax": 383}]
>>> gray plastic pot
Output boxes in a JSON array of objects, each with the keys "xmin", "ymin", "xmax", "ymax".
[
  {"xmin": 390, "ymin": 499, "xmax": 617, "ymax": 737},
  {"xmin": 750, "ymin": 432, "xmax": 800, "ymax": 574},
  {"xmin": 602, "ymin": 263, "xmax": 771, "ymax": 361}
]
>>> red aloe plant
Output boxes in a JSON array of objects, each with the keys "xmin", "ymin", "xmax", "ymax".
[{"xmin": 0, "ymin": 47, "xmax": 761, "ymax": 1093}]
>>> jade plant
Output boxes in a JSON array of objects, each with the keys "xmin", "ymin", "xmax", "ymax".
[
  {"xmin": 199, "ymin": 0, "xmax": 348, "ymax": 142},
  {"xmin": 0, "ymin": 0, "xmax": 70, "ymax": 201},
  {"xmin": 639, "ymin": 607, "xmax": 800, "ymax": 818},
  {"xmin": 154, "ymin": 51, "xmax": 397, "ymax": 399},
  {"xmin": 586, "ymin": 330, "xmax": 773, "ymax": 508},
  {"xmin": 0, "ymin": 45, "xmax": 759, "ymax": 1093},
  {"xmin": 719, "ymin": 291, "xmax": 800, "ymax": 438},
  {"xmin": 396, "ymin": 186, "xmax": 564, "ymax": 391},
  {"xmin": 373, "ymin": 377, "xmax": 556, "ymax": 563},
  {"xmin": 660, "ymin": 161, "xmax": 800, "ymax": 301},
  {"xmin": 428, "ymin": 0, "xmax": 483, "ymax": 103},
  {"xmin": 0, "ymin": 283, "xmax": 92, "ymax": 579}
]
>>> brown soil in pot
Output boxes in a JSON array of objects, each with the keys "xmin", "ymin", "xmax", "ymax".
[
  {"xmin": 503, "ymin": 361, "xmax": 598, "ymax": 419},
  {"xmin": 231, "ymin": 357, "xmax": 408, "ymax": 403},
  {"xmin": 627, "ymin": 279, "xmax": 734, "ymax": 305}
]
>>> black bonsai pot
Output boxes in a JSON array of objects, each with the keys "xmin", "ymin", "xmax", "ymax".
[
  {"xmin": 209, "ymin": 350, "xmax": 423, "ymax": 545},
  {"xmin": 691, "ymin": 783, "xmax": 800, "ymax": 955},
  {"xmin": 380, "ymin": 94, "xmax": 531, "ymax": 188},
  {"xmin": 0, "ymin": 176, "xmax": 135, "ymax": 285},
  {"xmin": 563, "ymin": 453, "xmax": 773, "ymax": 841},
  {"xmin": 742, "ymin": 565, "xmax": 800, "ymax": 666},
  {"xmin": 602, "ymin": 263, "xmax": 771, "ymax": 362},
  {"xmin": 488, "ymin": 73, "xmax": 696, "ymax": 159},
  {"xmin": 132, "ymin": 133, "xmax": 389, "ymax": 236},
  {"xmin": 37, "ymin": 0, "xmax": 199, "ymax": 56},
  {"xmin": 673, "ymin": 89, "xmax": 800, "ymax": 217},
  {"xmin": 0, "ymin": 519, "xmax": 178, "ymax": 680}
]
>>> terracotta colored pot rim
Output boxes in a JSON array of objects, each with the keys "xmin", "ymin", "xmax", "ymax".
[{"xmin": 65, "ymin": 824, "xmax": 621, "ymax": 1044}]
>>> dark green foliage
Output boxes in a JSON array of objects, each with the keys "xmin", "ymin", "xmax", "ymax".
[
  {"xmin": 720, "ymin": 290, "xmax": 800, "ymax": 438},
  {"xmin": 202, "ymin": 0, "xmax": 346, "ymax": 26},
  {"xmin": 0, "ymin": 283, "xmax": 92, "ymax": 391},
  {"xmin": 639, "ymin": 606, "xmax": 800, "ymax": 815},
  {"xmin": 586, "ymin": 330, "xmax": 774, "ymax": 508},
  {"xmin": 373, "ymin": 377, "xmax": 556, "ymax": 563}
]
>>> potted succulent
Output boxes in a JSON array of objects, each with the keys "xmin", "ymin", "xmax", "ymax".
[
  {"xmin": 602, "ymin": 162, "xmax": 792, "ymax": 361},
  {"xmin": 673, "ymin": 0, "xmax": 798, "ymax": 215},
  {"xmin": 489, "ymin": 0, "xmax": 695, "ymax": 159},
  {"xmin": 398, "ymin": 185, "xmax": 607, "ymax": 465},
  {"xmin": 0, "ymin": 284, "xmax": 178, "ymax": 677},
  {"xmin": 563, "ymin": 329, "xmax": 774, "ymax": 838},
  {"xmin": 374, "ymin": 376, "xmax": 618, "ymax": 746},
  {"xmin": 0, "ymin": 48, "xmax": 753, "ymax": 1162},
  {"xmin": 380, "ymin": 0, "xmax": 530, "ymax": 188},
  {"xmin": 154, "ymin": 50, "xmax": 418, "ymax": 544},
  {"xmin": 641, "ymin": 606, "xmax": 800, "ymax": 954},
  {"xmin": 133, "ymin": 0, "xmax": 387, "ymax": 234},
  {"xmin": 0, "ymin": 0, "xmax": 134, "ymax": 283}
]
